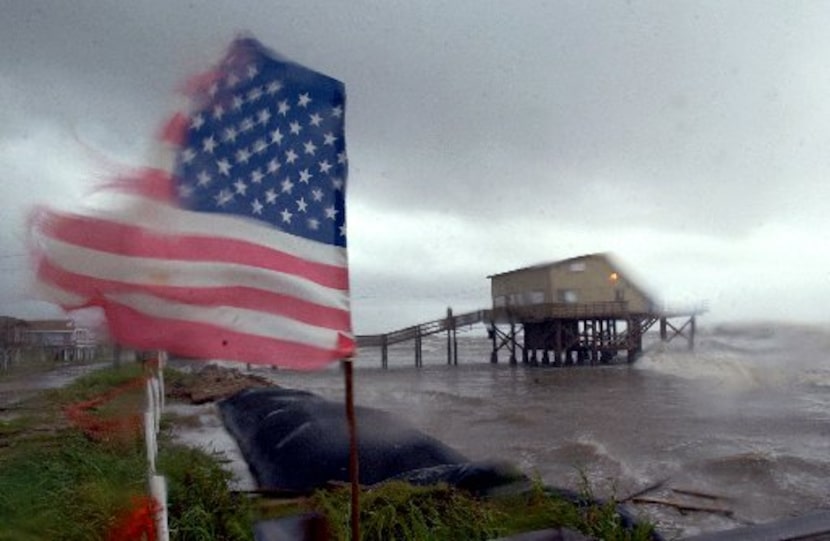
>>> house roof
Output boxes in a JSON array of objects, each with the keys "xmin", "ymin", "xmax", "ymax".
[
  {"xmin": 488, "ymin": 252, "xmax": 660, "ymax": 305},
  {"xmin": 487, "ymin": 252, "xmax": 613, "ymax": 279},
  {"xmin": 0, "ymin": 316, "xmax": 30, "ymax": 329},
  {"xmin": 21, "ymin": 319, "xmax": 76, "ymax": 332}
]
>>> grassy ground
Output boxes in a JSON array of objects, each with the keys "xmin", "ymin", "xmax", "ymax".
[
  {"xmin": 0, "ymin": 362, "xmax": 656, "ymax": 540},
  {"xmin": 0, "ymin": 363, "xmax": 252, "ymax": 541}
]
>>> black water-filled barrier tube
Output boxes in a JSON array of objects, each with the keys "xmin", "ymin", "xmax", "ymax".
[{"xmin": 219, "ymin": 386, "xmax": 469, "ymax": 492}]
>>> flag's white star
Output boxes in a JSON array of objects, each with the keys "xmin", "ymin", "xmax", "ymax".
[
  {"xmin": 251, "ymin": 198, "xmax": 264, "ymax": 215},
  {"xmin": 324, "ymin": 206, "xmax": 339, "ymax": 220},
  {"xmin": 270, "ymin": 128, "xmax": 284, "ymax": 145},
  {"xmin": 318, "ymin": 160, "xmax": 332, "ymax": 174},
  {"xmin": 309, "ymin": 113, "xmax": 323, "ymax": 127},
  {"xmin": 285, "ymin": 149, "xmax": 299, "ymax": 164},
  {"xmin": 215, "ymin": 188, "xmax": 234, "ymax": 207},
  {"xmin": 247, "ymin": 86, "xmax": 263, "ymax": 102},
  {"xmin": 250, "ymin": 169, "xmax": 264, "ymax": 183},
  {"xmin": 332, "ymin": 105, "xmax": 343, "ymax": 118},
  {"xmin": 311, "ymin": 188, "xmax": 324, "ymax": 202},
  {"xmin": 280, "ymin": 208, "xmax": 293, "ymax": 223},
  {"xmin": 202, "ymin": 136, "xmax": 217, "ymax": 153},
  {"xmin": 331, "ymin": 177, "xmax": 344, "ymax": 190},
  {"xmin": 307, "ymin": 218, "xmax": 320, "ymax": 230},
  {"xmin": 298, "ymin": 169, "xmax": 313, "ymax": 183},
  {"xmin": 266, "ymin": 80, "xmax": 283, "ymax": 95},
  {"xmin": 216, "ymin": 158, "xmax": 232, "ymax": 176},
  {"xmin": 246, "ymin": 64, "xmax": 258, "ymax": 79},
  {"xmin": 226, "ymin": 73, "xmax": 240, "ymax": 88},
  {"xmin": 197, "ymin": 170, "xmax": 212, "ymax": 186},
  {"xmin": 277, "ymin": 100, "xmax": 290, "ymax": 116},
  {"xmin": 265, "ymin": 189, "xmax": 278, "ymax": 204},
  {"xmin": 181, "ymin": 148, "xmax": 197, "ymax": 164},
  {"xmin": 267, "ymin": 158, "xmax": 281, "ymax": 173},
  {"xmin": 303, "ymin": 140, "xmax": 317, "ymax": 155},
  {"xmin": 239, "ymin": 117, "xmax": 255, "ymax": 132},
  {"xmin": 298, "ymin": 93, "xmax": 312, "ymax": 107},
  {"xmin": 257, "ymin": 108, "xmax": 271, "ymax": 125},
  {"xmin": 296, "ymin": 197, "xmax": 308, "ymax": 212},
  {"xmin": 289, "ymin": 121, "xmax": 302, "ymax": 135},
  {"xmin": 232, "ymin": 95, "xmax": 244, "ymax": 110},
  {"xmin": 223, "ymin": 127, "xmax": 238, "ymax": 143},
  {"xmin": 235, "ymin": 148, "xmax": 251, "ymax": 164},
  {"xmin": 234, "ymin": 179, "xmax": 247, "ymax": 195},
  {"xmin": 212, "ymin": 104, "xmax": 225, "ymax": 120},
  {"xmin": 339, "ymin": 224, "xmax": 346, "ymax": 237},
  {"xmin": 177, "ymin": 183, "xmax": 194, "ymax": 199},
  {"xmin": 281, "ymin": 177, "xmax": 294, "ymax": 193},
  {"xmin": 253, "ymin": 139, "xmax": 268, "ymax": 154},
  {"xmin": 337, "ymin": 151, "xmax": 347, "ymax": 164},
  {"xmin": 323, "ymin": 132, "xmax": 337, "ymax": 146},
  {"xmin": 190, "ymin": 114, "xmax": 205, "ymax": 130}
]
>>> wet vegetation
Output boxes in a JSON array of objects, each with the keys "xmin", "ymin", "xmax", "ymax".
[
  {"xmin": 309, "ymin": 479, "xmax": 656, "ymax": 541},
  {"xmin": 0, "ymin": 364, "xmax": 251, "ymax": 541}
]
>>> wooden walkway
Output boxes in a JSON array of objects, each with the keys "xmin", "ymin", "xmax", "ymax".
[
  {"xmin": 357, "ymin": 302, "xmax": 705, "ymax": 369},
  {"xmin": 356, "ymin": 308, "xmax": 488, "ymax": 368}
]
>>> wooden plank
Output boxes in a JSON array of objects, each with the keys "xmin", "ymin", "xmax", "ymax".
[{"xmin": 631, "ymin": 496, "xmax": 734, "ymax": 517}]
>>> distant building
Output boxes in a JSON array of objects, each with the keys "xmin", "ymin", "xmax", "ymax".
[
  {"xmin": 1, "ymin": 317, "xmax": 30, "ymax": 366},
  {"xmin": 0, "ymin": 317, "xmax": 97, "ymax": 364}
]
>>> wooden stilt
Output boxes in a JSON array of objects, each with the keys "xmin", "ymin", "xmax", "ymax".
[
  {"xmin": 510, "ymin": 323, "xmax": 517, "ymax": 364},
  {"xmin": 689, "ymin": 315, "xmax": 696, "ymax": 350},
  {"xmin": 490, "ymin": 324, "xmax": 498, "ymax": 363},
  {"xmin": 446, "ymin": 307, "xmax": 453, "ymax": 365}
]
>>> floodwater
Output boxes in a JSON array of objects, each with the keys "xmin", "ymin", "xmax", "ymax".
[
  {"xmin": 244, "ymin": 322, "xmax": 830, "ymax": 538},
  {"xmin": 0, "ymin": 361, "xmax": 108, "ymax": 410}
]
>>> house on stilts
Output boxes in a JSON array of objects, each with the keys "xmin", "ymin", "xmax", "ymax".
[
  {"xmin": 356, "ymin": 252, "xmax": 706, "ymax": 367},
  {"xmin": 487, "ymin": 252, "xmax": 705, "ymax": 365}
]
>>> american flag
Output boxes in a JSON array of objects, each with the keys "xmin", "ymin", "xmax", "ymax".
[{"xmin": 30, "ymin": 38, "xmax": 354, "ymax": 369}]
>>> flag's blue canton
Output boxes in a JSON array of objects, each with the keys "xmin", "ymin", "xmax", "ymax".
[{"xmin": 175, "ymin": 39, "xmax": 348, "ymax": 247}]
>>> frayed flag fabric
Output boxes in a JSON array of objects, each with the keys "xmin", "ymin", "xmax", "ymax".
[{"xmin": 29, "ymin": 38, "xmax": 354, "ymax": 369}]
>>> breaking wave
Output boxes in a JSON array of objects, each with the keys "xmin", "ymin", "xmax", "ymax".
[{"xmin": 636, "ymin": 322, "xmax": 830, "ymax": 389}]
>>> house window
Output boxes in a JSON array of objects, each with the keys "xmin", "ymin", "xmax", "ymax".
[
  {"xmin": 528, "ymin": 290, "xmax": 545, "ymax": 304},
  {"xmin": 569, "ymin": 262, "xmax": 586, "ymax": 272},
  {"xmin": 558, "ymin": 289, "xmax": 578, "ymax": 303}
]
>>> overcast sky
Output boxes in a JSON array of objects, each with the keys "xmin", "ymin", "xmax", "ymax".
[{"xmin": 2, "ymin": 1, "xmax": 830, "ymax": 333}]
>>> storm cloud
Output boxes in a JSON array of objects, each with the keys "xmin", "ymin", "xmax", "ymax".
[{"xmin": 2, "ymin": 1, "xmax": 829, "ymax": 332}]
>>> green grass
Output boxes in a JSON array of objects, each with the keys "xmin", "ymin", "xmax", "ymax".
[
  {"xmin": 159, "ymin": 444, "xmax": 253, "ymax": 540},
  {"xmin": 0, "ymin": 364, "xmax": 255, "ymax": 541},
  {"xmin": 310, "ymin": 481, "xmax": 500, "ymax": 541},
  {"xmin": 0, "ymin": 429, "xmax": 147, "ymax": 540},
  {"xmin": 306, "ymin": 478, "xmax": 656, "ymax": 541}
]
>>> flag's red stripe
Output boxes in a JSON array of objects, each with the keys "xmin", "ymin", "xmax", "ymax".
[
  {"xmin": 37, "ymin": 259, "xmax": 350, "ymax": 332},
  {"xmin": 39, "ymin": 211, "xmax": 348, "ymax": 290},
  {"xmin": 98, "ymin": 169, "xmax": 177, "ymax": 203},
  {"xmin": 104, "ymin": 302, "xmax": 355, "ymax": 370},
  {"xmin": 160, "ymin": 113, "xmax": 189, "ymax": 146}
]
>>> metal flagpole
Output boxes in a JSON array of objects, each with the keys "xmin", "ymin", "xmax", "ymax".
[{"xmin": 342, "ymin": 359, "xmax": 360, "ymax": 540}]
